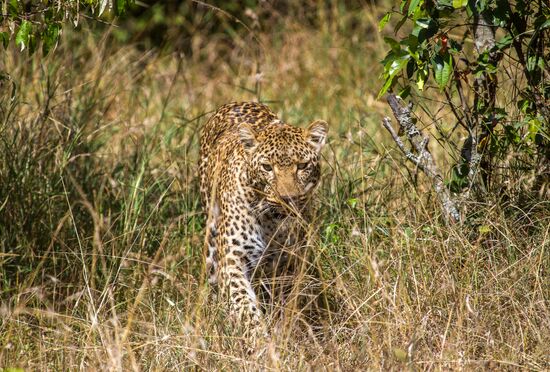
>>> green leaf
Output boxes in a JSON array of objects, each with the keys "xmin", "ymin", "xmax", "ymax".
[
  {"xmin": 378, "ymin": 76, "xmax": 394, "ymax": 98},
  {"xmin": 346, "ymin": 198, "xmax": 358, "ymax": 208},
  {"xmin": 413, "ymin": 18, "xmax": 439, "ymax": 43},
  {"xmin": 15, "ymin": 20, "xmax": 32, "ymax": 51},
  {"xmin": 517, "ymin": 99, "xmax": 531, "ymax": 114},
  {"xmin": 432, "ymin": 53, "xmax": 453, "ymax": 89},
  {"xmin": 388, "ymin": 54, "xmax": 411, "ymax": 77},
  {"xmin": 437, "ymin": 0, "xmax": 453, "ymax": 9},
  {"xmin": 496, "ymin": 34, "xmax": 513, "ymax": 50},
  {"xmin": 417, "ymin": 68, "xmax": 427, "ymax": 90},
  {"xmin": 378, "ymin": 54, "xmax": 410, "ymax": 98},
  {"xmin": 384, "ymin": 37, "xmax": 401, "ymax": 52},
  {"xmin": 478, "ymin": 225, "xmax": 491, "ymax": 234},
  {"xmin": 415, "ymin": 18, "xmax": 431, "ymax": 29},
  {"xmin": 379, "ymin": 12, "xmax": 392, "ymax": 31},
  {"xmin": 452, "ymin": 0, "xmax": 468, "ymax": 8},
  {"xmin": 393, "ymin": 347, "xmax": 408, "ymax": 362},
  {"xmin": 448, "ymin": 163, "xmax": 469, "ymax": 192},
  {"xmin": 118, "ymin": 0, "xmax": 127, "ymax": 14},
  {"xmin": 42, "ymin": 23, "xmax": 60, "ymax": 54},
  {"xmin": 8, "ymin": 0, "xmax": 20, "ymax": 16},
  {"xmin": 398, "ymin": 85, "xmax": 411, "ymax": 99},
  {"xmin": 476, "ymin": 0, "xmax": 489, "ymax": 12},
  {"xmin": 114, "ymin": 0, "xmax": 133, "ymax": 15},
  {"xmin": 0, "ymin": 32, "xmax": 8, "ymax": 49},
  {"xmin": 526, "ymin": 55, "xmax": 544, "ymax": 72},
  {"xmin": 528, "ymin": 118, "xmax": 541, "ymax": 141},
  {"xmin": 402, "ymin": 34, "xmax": 419, "ymax": 53},
  {"xmin": 408, "ymin": 0, "xmax": 421, "ymax": 16}
]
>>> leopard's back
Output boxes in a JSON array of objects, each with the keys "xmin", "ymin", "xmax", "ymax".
[{"xmin": 199, "ymin": 102, "xmax": 279, "ymax": 158}]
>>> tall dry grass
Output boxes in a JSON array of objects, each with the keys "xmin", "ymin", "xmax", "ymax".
[{"xmin": 0, "ymin": 2, "xmax": 549, "ymax": 370}]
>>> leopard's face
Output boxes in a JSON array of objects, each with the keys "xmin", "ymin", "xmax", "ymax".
[{"xmin": 239, "ymin": 120, "xmax": 328, "ymax": 212}]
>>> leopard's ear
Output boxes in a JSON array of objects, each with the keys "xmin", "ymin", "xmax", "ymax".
[
  {"xmin": 239, "ymin": 123, "xmax": 258, "ymax": 151},
  {"xmin": 306, "ymin": 120, "xmax": 328, "ymax": 152}
]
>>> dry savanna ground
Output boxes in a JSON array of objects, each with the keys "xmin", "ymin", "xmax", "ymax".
[{"xmin": 0, "ymin": 2, "xmax": 549, "ymax": 371}]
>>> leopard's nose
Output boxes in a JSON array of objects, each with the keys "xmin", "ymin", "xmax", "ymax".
[{"xmin": 276, "ymin": 186, "xmax": 299, "ymax": 202}]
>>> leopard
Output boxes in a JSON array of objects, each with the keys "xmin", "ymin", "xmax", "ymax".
[{"xmin": 198, "ymin": 101, "xmax": 328, "ymax": 336}]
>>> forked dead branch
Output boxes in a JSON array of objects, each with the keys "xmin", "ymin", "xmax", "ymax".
[{"xmin": 382, "ymin": 93, "xmax": 461, "ymax": 224}]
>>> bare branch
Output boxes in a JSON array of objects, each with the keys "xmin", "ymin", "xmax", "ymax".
[
  {"xmin": 382, "ymin": 117, "xmax": 420, "ymax": 165},
  {"xmin": 383, "ymin": 94, "xmax": 461, "ymax": 224}
]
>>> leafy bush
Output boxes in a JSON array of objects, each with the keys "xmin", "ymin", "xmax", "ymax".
[
  {"xmin": 0, "ymin": 0, "xmax": 133, "ymax": 54},
  {"xmin": 379, "ymin": 0, "xmax": 549, "ymax": 198}
]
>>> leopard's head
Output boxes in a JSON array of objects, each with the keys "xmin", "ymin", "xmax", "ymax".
[{"xmin": 239, "ymin": 120, "xmax": 328, "ymax": 212}]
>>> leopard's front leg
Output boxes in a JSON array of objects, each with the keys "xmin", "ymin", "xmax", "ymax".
[{"xmin": 217, "ymin": 203, "xmax": 266, "ymax": 335}]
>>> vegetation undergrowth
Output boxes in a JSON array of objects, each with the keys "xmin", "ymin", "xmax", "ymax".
[{"xmin": 0, "ymin": 1, "xmax": 548, "ymax": 370}]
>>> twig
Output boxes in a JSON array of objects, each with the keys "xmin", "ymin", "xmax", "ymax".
[
  {"xmin": 383, "ymin": 94, "xmax": 461, "ymax": 224},
  {"xmin": 382, "ymin": 117, "xmax": 420, "ymax": 165}
]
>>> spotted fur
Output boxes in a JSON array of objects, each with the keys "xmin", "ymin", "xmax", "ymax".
[{"xmin": 198, "ymin": 102, "xmax": 328, "ymax": 334}]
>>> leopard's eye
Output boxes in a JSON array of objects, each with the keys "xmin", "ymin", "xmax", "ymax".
[
  {"xmin": 261, "ymin": 163, "xmax": 273, "ymax": 172},
  {"xmin": 297, "ymin": 162, "xmax": 308, "ymax": 170}
]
